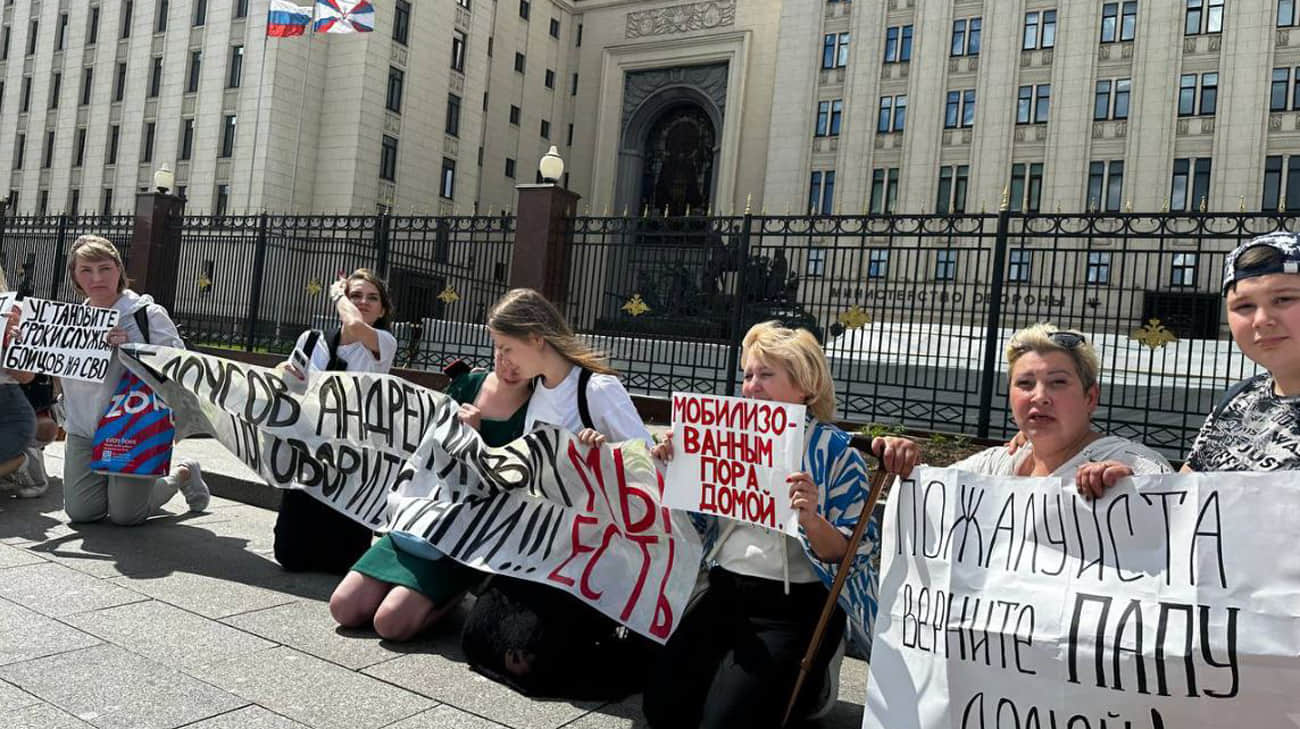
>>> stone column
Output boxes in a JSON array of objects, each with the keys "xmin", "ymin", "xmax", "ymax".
[
  {"xmin": 510, "ymin": 183, "xmax": 582, "ymax": 305},
  {"xmin": 125, "ymin": 191, "xmax": 186, "ymax": 311}
]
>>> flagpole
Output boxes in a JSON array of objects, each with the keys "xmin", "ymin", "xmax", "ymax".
[
  {"xmin": 245, "ymin": 23, "xmax": 271, "ymax": 212},
  {"xmin": 288, "ymin": 5, "xmax": 316, "ymax": 213}
]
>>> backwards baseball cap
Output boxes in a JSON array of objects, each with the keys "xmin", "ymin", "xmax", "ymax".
[{"xmin": 1221, "ymin": 231, "xmax": 1300, "ymax": 294}]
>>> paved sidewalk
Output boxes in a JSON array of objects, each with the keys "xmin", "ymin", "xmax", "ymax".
[{"xmin": 0, "ymin": 439, "xmax": 871, "ymax": 729}]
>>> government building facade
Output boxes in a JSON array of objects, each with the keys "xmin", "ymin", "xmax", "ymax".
[{"xmin": 4, "ymin": 0, "xmax": 1300, "ymax": 217}]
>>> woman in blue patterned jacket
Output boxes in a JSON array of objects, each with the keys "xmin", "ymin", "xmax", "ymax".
[{"xmin": 643, "ymin": 321, "xmax": 919, "ymax": 729}]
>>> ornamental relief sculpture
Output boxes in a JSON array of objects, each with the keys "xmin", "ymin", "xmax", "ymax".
[{"xmin": 626, "ymin": 0, "xmax": 736, "ymax": 39}]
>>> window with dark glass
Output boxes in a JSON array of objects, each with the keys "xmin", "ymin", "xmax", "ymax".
[
  {"xmin": 107, "ymin": 124, "xmax": 120, "ymax": 164},
  {"xmin": 149, "ymin": 57, "xmax": 163, "ymax": 97},
  {"xmin": 446, "ymin": 94, "xmax": 461, "ymax": 136},
  {"xmin": 540, "ymin": 119, "xmax": 550, "ymax": 139},
  {"xmin": 235, "ymin": 0, "xmax": 249, "ymax": 18},
  {"xmin": 193, "ymin": 0, "xmax": 207, "ymax": 26},
  {"xmin": 1186, "ymin": 0, "xmax": 1223, "ymax": 34},
  {"xmin": 451, "ymin": 31, "xmax": 466, "ymax": 72},
  {"xmin": 519, "ymin": 0, "xmax": 530, "ymax": 19},
  {"xmin": 1282, "ymin": 0, "xmax": 1298, "ymax": 27},
  {"xmin": 808, "ymin": 170, "xmax": 835, "ymax": 215},
  {"xmin": 142, "ymin": 121, "xmax": 155, "ymax": 162},
  {"xmin": 11, "ymin": 134, "xmax": 23, "ymax": 169},
  {"xmin": 440, "ymin": 158, "xmax": 455, "ymax": 199},
  {"xmin": 57, "ymin": 12, "xmax": 69, "ymax": 49},
  {"xmin": 102, "ymin": 188, "xmax": 114, "ymax": 216},
  {"xmin": 121, "ymin": 1, "xmax": 132, "ymax": 38},
  {"xmin": 936, "ymin": 165, "xmax": 969, "ymax": 214},
  {"xmin": 1023, "ymin": 10, "xmax": 1056, "ymax": 49},
  {"xmin": 505, "ymin": 158, "xmax": 516, "ymax": 178},
  {"xmin": 550, "ymin": 18, "xmax": 560, "ymax": 38},
  {"xmin": 156, "ymin": 0, "xmax": 169, "ymax": 32},
  {"xmin": 380, "ymin": 135, "xmax": 398, "ymax": 181},
  {"xmin": 220, "ymin": 114, "xmax": 237, "ymax": 158},
  {"xmin": 1170, "ymin": 253, "xmax": 1198, "ymax": 287},
  {"xmin": 1288, "ymin": 156, "xmax": 1300, "ymax": 210},
  {"xmin": 386, "ymin": 66, "xmax": 403, "ymax": 112},
  {"xmin": 935, "ymin": 250, "xmax": 957, "ymax": 280},
  {"xmin": 572, "ymin": 73, "xmax": 579, "ymax": 95},
  {"xmin": 878, "ymin": 95, "xmax": 906, "ymax": 132},
  {"xmin": 393, "ymin": 1, "xmax": 410, "ymax": 45},
  {"xmin": 1171, "ymin": 158, "xmax": 1191, "ymax": 211},
  {"xmin": 545, "ymin": 69, "xmax": 555, "ymax": 89},
  {"xmin": 1008, "ymin": 249, "xmax": 1032, "ymax": 282},
  {"xmin": 509, "ymin": 105, "xmax": 520, "ymax": 125},
  {"xmin": 1018, "ymin": 85, "xmax": 1049, "ymax": 123},
  {"xmin": 49, "ymin": 72, "xmax": 61, "ymax": 109},
  {"xmin": 187, "ymin": 50, "xmax": 202, "ymax": 92},
  {"xmin": 514, "ymin": 52, "xmax": 526, "ymax": 73},
  {"xmin": 1273, "ymin": 68, "xmax": 1290, "ymax": 110},
  {"xmin": 1087, "ymin": 252, "xmax": 1112, "ymax": 284},
  {"xmin": 1199, "ymin": 72, "xmax": 1218, "ymax": 114},
  {"xmin": 815, "ymin": 99, "xmax": 843, "ymax": 137},
  {"xmin": 1, "ymin": 25, "xmax": 8, "ymax": 60},
  {"xmin": 74, "ymin": 127, "xmax": 87, "ymax": 166},
  {"xmin": 81, "ymin": 68, "xmax": 93, "ymax": 105},
  {"xmin": 19, "ymin": 75, "xmax": 31, "ymax": 112},
  {"xmin": 88, "ymin": 7, "xmax": 100, "ymax": 44},
  {"xmin": 114, "ymin": 62, "xmax": 127, "ymax": 102},
  {"xmin": 823, "ymin": 32, "xmax": 849, "ymax": 69},
  {"xmin": 228, "ymin": 45, "xmax": 244, "ymax": 88},
  {"xmin": 945, "ymin": 92, "xmax": 961, "ymax": 128},
  {"xmin": 868, "ymin": 249, "xmax": 889, "ymax": 279},
  {"xmin": 869, "ymin": 168, "xmax": 899, "ymax": 214},
  {"xmin": 951, "ymin": 18, "xmax": 981, "ymax": 56},
  {"xmin": 215, "ymin": 185, "xmax": 229, "ymax": 216},
  {"xmin": 42, "ymin": 130, "xmax": 55, "ymax": 168},
  {"xmin": 180, "ymin": 118, "xmax": 194, "ymax": 160},
  {"xmin": 1101, "ymin": 2, "xmax": 1137, "ymax": 42},
  {"xmin": 1264, "ymin": 155, "xmax": 1284, "ymax": 210}
]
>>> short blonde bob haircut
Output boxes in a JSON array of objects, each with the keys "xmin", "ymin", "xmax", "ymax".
[
  {"xmin": 67, "ymin": 235, "xmax": 130, "ymax": 296},
  {"xmin": 742, "ymin": 320, "xmax": 836, "ymax": 421},
  {"xmin": 1004, "ymin": 322, "xmax": 1100, "ymax": 392}
]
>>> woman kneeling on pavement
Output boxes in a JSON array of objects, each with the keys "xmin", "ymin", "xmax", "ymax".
[
  {"xmin": 643, "ymin": 320, "xmax": 920, "ymax": 729},
  {"xmin": 971, "ymin": 322, "xmax": 1172, "ymax": 492},
  {"xmin": 61, "ymin": 236, "xmax": 209, "ymax": 524}
]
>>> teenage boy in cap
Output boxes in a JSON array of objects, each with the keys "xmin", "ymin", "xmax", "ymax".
[{"xmin": 1182, "ymin": 231, "xmax": 1300, "ymax": 472}]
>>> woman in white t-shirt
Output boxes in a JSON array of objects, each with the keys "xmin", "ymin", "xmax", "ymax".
[
  {"xmin": 460, "ymin": 287, "xmax": 654, "ymax": 699},
  {"xmin": 273, "ymin": 268, "xmax": 398, "ymax": 574},
  {"xmin": 957, "ymin": 323, "xmax": 1172, "ymax": 489}
]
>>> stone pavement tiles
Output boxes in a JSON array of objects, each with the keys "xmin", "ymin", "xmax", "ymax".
[{"xmin": 0, "ymin": 459, "xmax": 870, "ymax": 729}]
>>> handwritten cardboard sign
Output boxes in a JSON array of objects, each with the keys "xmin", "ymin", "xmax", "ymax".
[
  {"xmin": 663, "ymin": 392, "xmax": 805, "ymax": 535},
  {"xmin": 2, "ymin": 297, "xmax": 120, "ymax": 383},
  {"xmin": 863, "ymin": 467, "xmax": 1300, "ymax": 729},
  {"xmin": 119, "ymin": 344, "xmax": 703, "ymax": 643}
]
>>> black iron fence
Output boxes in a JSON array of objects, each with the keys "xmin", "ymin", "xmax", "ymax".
[{"xmin": 0, "ymin": 206, "xmax": 1285, "ymax": 457}]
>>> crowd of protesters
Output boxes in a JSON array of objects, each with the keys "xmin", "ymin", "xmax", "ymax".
[{"xmin": 1, "ymin": 230, "xmax": 1297, "ymax": 729}]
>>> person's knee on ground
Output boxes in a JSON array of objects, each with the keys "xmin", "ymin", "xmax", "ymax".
[
  {"xmin": 372, "ymin": 587, "xmax": 440, "ymax": 641},
  {"xmin": 329, "ymin": 572, "xmax": 389, "ymax": 628}
]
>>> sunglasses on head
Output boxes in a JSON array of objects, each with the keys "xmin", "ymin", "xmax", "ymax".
[{"xmin": 1011, "ymin": 330, "xmax": 1086, "ymax": 355}]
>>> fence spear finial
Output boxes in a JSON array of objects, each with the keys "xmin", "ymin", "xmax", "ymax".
[
  {"xmin": 999, "ymin": 186, "xmax": 1010, "ymax": 212},
  {"xmin": 642, "ymin": 204, "xmax": 649, "ymax": 218},
  {"xmin": 685, "ymin": 204, "xmax": 691, "ymax": 217},
  {"xmin": 623, "ymin": 205, "xmax": 629, "ymax": 217},
  {"xmin": 1124, "ymin": 199, "xmax": 1133, "ymax": 213},
  {"xmin": 745, "ymin": 194, "xmax": 752, "ymax": 215},
  {"xmin": 1239, "ymin": 195, "xmax": 1246, "ymax": 213}
]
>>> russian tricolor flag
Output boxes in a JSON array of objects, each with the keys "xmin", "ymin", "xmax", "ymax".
[{"xmin": 267, "ymin": 0, "xmax": 313, "ymax": 37}]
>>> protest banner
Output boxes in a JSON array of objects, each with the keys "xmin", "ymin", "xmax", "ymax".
[
  {"xmin": 118, "ymin": 343, "xmax": 702, "ymax": 642},
  {"xmin": 1, "ymin": 297, "xmax": 119, "ymax": 383},
  {"xmin": 662, "ymin": 392, "xmax": 805, "ymax": 535},
  {"xmin": 0, "ymin": 291, "xmax": 15, "ymax": 316},
  {"xmin": 863, "ymin": 467, "xmax": 1300, "ymax": 729}
]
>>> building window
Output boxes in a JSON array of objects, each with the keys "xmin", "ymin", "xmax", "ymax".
[
  {"xmin": 944, "ymin": 89, "xmax": 976, "ymax": 128},
  {"xmin": 149, "ymin": 57, "xmax": 163, "ymax": 97},
  {"xmin": 141, "ymin": 121, "xmax": 155, "ymax": 163},
  {"xmin": 220, "ymin": 114, "xmax": 237, "ymax": 158},
  {"xmin": 884, "ymin": 25, "xmax": 912, "ymax": 62},
  {"xmin": 215, "ymin": 184, "xmax": 230, "ymax": 216},
  {"xmin": 815, "ymin": 99, "xmax": 843, "ymax": 137},
  {"xmin": 545, "ymin": 69, "xmax": 555, "ymax": 89},
  {"xmin": 1199, "ymin": 72, "xmax": 1218, "ymax": 115},
  {"xmin": 81, "ymin": 68, "xmax": 93, "ymax": 105},
  {"xmin": 505, "ymin": 158, "xmax": 516, "ymax": 178},
  {"xmin": 1087, "ymin": 160, "xmax": 1125, "ymax": 211},
  {"xmin": 868, "ymin": 249, "xmax": 889, "ymax": 279},
  {"xmin": 121, "ymin": 1, "xmax": 133, "ymax": 38},
  {"xmin": 1, "ymin": 25, "xmax": 8, "ymax": 61},
  {"xmin": 1171, "ymin": 157, "xmax": 1212, "ymax": 211},
  {"xmin": 1094, "ymin": 78, "xmax": 1131, "ymax": 120},
  {"xmin": 234, "ymin": 0, "xmax": 248, "ymax": 18},
  {"xmin": 193, "ymin": 0, "xmax": 207, "ymax": 26},
  {"xmin": 808, "ymin": 170, "xmax": 835, "ymax": 214},
  {"xmin": 88, "ymin": 7, "xmax": 100, "ymax": 45},
  {"xmin": 878, "ymin": 95, "xmax": 906, "ymax": 133},
  {"xmin": 1009, "ymin": 163, "xmax": 1044, "ymax": 212},
  {"xmin": 446, "ymin": 94, "xmax": 461, "ymax": 136},
  {"xmin": 1272, "ymin": 68, "xmax": 1291, "ymax": 110},
  {"xmin": 1017, "ymin": 85, "xmax": 1051, "ymax": 124},
  {"xmin": 380, "ymin": 135, "xmax": 398, "ymax": 181},
  {"xmin": 49, "ymin": 72, "xmax": 61, "ymax": 109},
  {"xmin": 187, "ymin": 50, "xmax": 202, "ymax": 92},
  {"xmin": 869, "ymin": 168, "xmax": 900, "ymax": 214},
  {"xmin": 1264, "ymin": 155, "xmax": 1284, "ymax": 210},
  {"xmin": 1186, "ymin": 0, "xmax": 1224, "ymax": 34},
  {"xmin": 514, "ymin": 52, "xmax": 526, "ymax": 73},
  {"xmin": 393, "ymin": 0, "xmax": 410, "ymax": 45},
  {"xmin": 57, "ymin": 12, "xmax": 69, "ymax": 50},
  {"xmin": 386, "ymin": 67, "xmax": 403, "ymax": 112},
  {"xmin": 1179, "ymin": 72, "xmax": 1217, "ymax": 116},
  {"xmin": 102, "ymin": 188, "xmax": 115, "ymax": 216},
  {"xmin": 227, "ymin": 45, "xmax": 244, "ymax": 88},
  {"xmin": 509, "ymin": 105, "xmax": 520, "ymax": 125},
  {"xmin": 567, "ymin": 124, "xmax": 574, "ymax": 146},
  {"xmin": 571, "ymin": 73, "xmax": 579, "ymax": 96},
  {"xmin": 822, "ymin": 32, "xmax": 849, "ymax": 69},
  {"xmin": 156, "ymin": 0, "xmax": 169, "ymax": 33},
  {"xmin": 11, "ymin": 134, "xmax": 23, "ymax": 169},
  {"xmin": 806, "ymin": 248, "xmax": 826, "ymax": 277},
  {"xmin": 69, "ymin": 189, "xmax": 80, "ymax": 214},
  {"xmin": 25, "ymin": 19, "xmax": 36, "ymax": 55},
  {"xmin": 1087, "ymin": 252, "xmax": 1112, "ymax": 284},
  {"xmin": 1170, "ymin": 253, "xmax": 1198, "ymax": 287},
  {"xmin": 38, "ymin": 189, "xmax": 49, "ymax": 216},
  {"xmin": 180, "ymin": 118, "xmax": 194, "ymax": 160},
  {"xmin": 114, "ymin": 62, "xmax": 128, "ymax": 102},
  {"xmin": 519, "ymin": 0, "xmax": 530, "ymax": 20},
  {"xmin": 1282, "ymin": 0, "xmax": 1299, "ymax": 26},
  {"xmin": 451, "ymin": 31, "xmax": 466, "ymax": 72},
  {"xmin": 550, "ymin": 18, "xmax": 560, "ymax": 38},
  {"xmin": 951, "ymin": 18, "xmax": 981, "ymax": 56},
  {"xmin": 1008, "ymin": 249, "xmax": 1033, "ymax": 283},
  {"xmin": 576, "ymin": 23, "xmax": 582, "ymax": 46},
  {"xmin": 74, "ymin": 127, "xmax": 87, "ymax": 167},
  {"xmin": 107, "ymin": 125, "xmax": 120, "ymax": 164},
  {"xmin": 1023, "ymin": 10, "xmax": 1056, "ymax": 50},
  {"xmin": 1101, "ymin": 2, "xmax": 1137, "ymax": 42},
  {"xmin": 936, "ymin": 165, "xmax": 969, "ymax": 214},
  {"xmin": 42, "ymin": 130, "xmax": 55, "ymax": 168},
  {"xmin": 20, "ymin": 76, "xmax": 31, "ymax": 112},
  {"xmin": 935, "ymin": 250, "xmax": 957, "ymax": 280},
  {"xmin": 440, "ymin": 158, "xmax": 455, "ymax": 199},
  {"xmin": 540, "ymin": 120, "xmax": 551, "ymax": 139}
]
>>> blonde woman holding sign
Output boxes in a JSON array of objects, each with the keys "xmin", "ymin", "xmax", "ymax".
[
  {"xmin": 643, "ymin": 321, "xmax": 919, "ymax": 729},
  {"xmin": 59, "ymin": 235, "xmax": 208, "ymax": 525}
]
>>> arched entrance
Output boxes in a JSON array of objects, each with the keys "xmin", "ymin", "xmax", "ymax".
[{"xmin": 639, "ymin": 105, "xmax": 716, "ymax": 217}]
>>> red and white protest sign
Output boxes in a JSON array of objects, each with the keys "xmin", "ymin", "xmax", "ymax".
[{"xmin": 663, "ymin": 392, "xmax": 805, "ymax": 535}]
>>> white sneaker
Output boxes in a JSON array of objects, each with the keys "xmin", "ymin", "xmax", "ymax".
[
  {"xmin": 173, "ymin": 459, "xmax": 210, "ymax": 512},
  {"xmin": 802, "ymin": 634, "xmax": 846, "ymax": 721}
]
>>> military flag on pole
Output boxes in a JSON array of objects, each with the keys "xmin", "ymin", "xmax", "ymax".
[{"xmin": 314, "ymin": 0, "xmax": 375, "ymax": 33}]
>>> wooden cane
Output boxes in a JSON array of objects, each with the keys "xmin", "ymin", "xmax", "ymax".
[{"xmin": 781, "ymin": 458, "xmax": 894, "ymax": 727}]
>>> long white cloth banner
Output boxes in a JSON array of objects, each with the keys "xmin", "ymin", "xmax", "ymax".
[
  {"xmin": 863, "ymin": 466, "xmax": 1300, "ymax": 728},
  {"xmin": 119, "ymin": 344, "xmax": 702, "ymax": 642},
  {"xmin": 3, "ymin": 297, "xmax": 119, "ymax": 382}
]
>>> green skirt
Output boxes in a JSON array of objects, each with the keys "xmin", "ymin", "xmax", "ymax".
[{"xmin": 350, "ymin": 534, "xmax": 480, "ymax": 605}]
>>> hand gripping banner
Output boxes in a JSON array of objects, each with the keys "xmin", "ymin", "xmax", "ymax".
[{"xmin": 119, "ymin": 344, "xmax": 702, "ymax": 642}]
